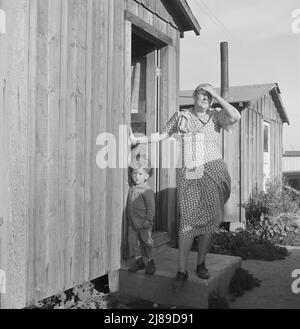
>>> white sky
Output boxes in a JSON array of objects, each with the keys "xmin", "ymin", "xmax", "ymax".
[{"xmin": 181, "ymin": 0, "xmax": 300, "ymax": 151}]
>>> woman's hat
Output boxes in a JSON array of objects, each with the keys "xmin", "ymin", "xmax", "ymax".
[{"xmin": 193, "ymin": 83, "xmax": 214, "ymax": 99}]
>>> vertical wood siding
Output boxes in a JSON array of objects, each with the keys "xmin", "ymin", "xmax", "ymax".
[
  {"xmin": 239, "ymin": 93, "xmax": 283, "ymax": 223},
  {"xmin": 1, "ymin": 0, "xmax": 181, "ymax": 308},
  {"xmin": 159, "ymin": 27, "xmax": 180, "ymax": 245},
  {"xmin": 223, "ymin": 115, "xmax": 241, "ymax": 222},
  {"xmin": 27, "ymin": 0, "xmax": 128, "ymax": 304},
  {"xmin": 0, "ymin": 0, "xmax": 29, "ymax": 309},
  {"xmin": 0, "ymin": 0, "xmax": 128, "ymax": 307}
]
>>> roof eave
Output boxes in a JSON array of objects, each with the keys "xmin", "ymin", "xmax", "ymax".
[
  {"xmin": 178, "ymin": 0, "xmax": 201, "ymax": 35},
  {"xmin": 163, "ymin": 0, "xmax": 201, "ymax": 36},
  {"xmin": 270, "ymin": 85, "xmax": 290, "ymax": 125}
]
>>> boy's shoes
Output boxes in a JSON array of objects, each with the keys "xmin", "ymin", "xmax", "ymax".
[
  {"xmin": 128, "ymin": 258, "xmax": 145, "ymax": 272},
  {"xmin": 196, "ymin": 262, "xmax": 210, "ymax": 280},
  {"xmin": 145, "ymin": 260, "xmax": 156, "ymax": 275},
  {"xmin": 173, "ymin": 271, "xmax": 189, "ymax": 290}
]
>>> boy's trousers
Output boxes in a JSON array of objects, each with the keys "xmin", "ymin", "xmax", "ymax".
[{"xmin": 127, "ymin": 224, "xmax": 154, "ymax": 259}]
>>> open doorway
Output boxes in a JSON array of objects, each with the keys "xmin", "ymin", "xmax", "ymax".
[
  {"xmin": 130, "ymin": 29, "xmax": 162, "ymax": 231},
  {"xmin": 263, "ymin": 121, "xmax": 271, "ymax": 190}
]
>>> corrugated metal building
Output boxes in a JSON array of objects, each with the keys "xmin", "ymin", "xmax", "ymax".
[{"xmin": 180, "ymin": 83, "xmax": 290, "ymax": 224}]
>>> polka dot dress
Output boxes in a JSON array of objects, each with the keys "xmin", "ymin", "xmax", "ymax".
[{"xmin": 161, "ymin": 108, "xmax": 232, "ymax": 239}]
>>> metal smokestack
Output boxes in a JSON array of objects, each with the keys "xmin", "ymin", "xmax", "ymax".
[{"xmin": 220, "ymin": 42, "xmax": 229, "ymax": 99}]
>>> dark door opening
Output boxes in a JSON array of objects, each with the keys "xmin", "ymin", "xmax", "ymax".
[{"xmin": 130, "ymin": 30, "xmax": 162, "ymax": 232}]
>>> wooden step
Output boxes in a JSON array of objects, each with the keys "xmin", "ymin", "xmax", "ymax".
[{"xmin": 153, "ymin": 231, "xmax": 171, "ymax": 253}]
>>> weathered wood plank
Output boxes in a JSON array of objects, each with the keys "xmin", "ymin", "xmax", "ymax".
[
  {"xmin": 26, "ymin": 0, "xmax": 39, "ymax": 306},
  {"xmin": 158, "ymin": 26, "xmax": 180, "ymax": 241},
  {"xmin": 146, "ymin": 51, "xmax": 158, "ymax": 194},
  {"xmin": 122, "ymin": 19, "xmax": 132, "ymax": 260},
  {"xmin": 127, "ymin": 0, "xmax": 139, "ymax": 15},
  {"xmin": 158, "ymin": 46, "xmax": 170, "ymax": 233},
  {"xmin": 0, "ymin": 21, "xmax": 9, "ymax": 309},
  {"xmin": 45, "ymin": 0, "xmax": 61, "ymax": 298},
  {"xmin": 224, "ymin": 108, "xmax": 241, "ymax": 222},
  {"xmin": 58, "ymin": 0, "xmax": 69, "ymax": 293},
  {"xmin": 138, "ymin": 2, "xmax": 154, "ymax": 25},
  {"xmin": 108, "ymin": 0, "xmax": 126, "ymax": 273},
  {"xmin": 166, "ymin": 26, "xmax": 179, "ymax": 238},
  {"xmin": 90, "ymin": 0, "xmax": 109, "ymax": 280},
  {"xmin": 0, "ymin": 0, "xmax": 29, "ymax": 308},
  {"xmin": 63, "ymin": 0, "xmax": 76, "ymax": 290},
  {"xmin": 33, "ymin": 0, "xmax": 50, "ymax": 301},
  {"xmin": 125, "ymin": 10, "xmax": 173, "ymax": 47},
  {"xmin": 74, "ymin": 0, "xmax": 87, "ymax": 288},
  {"xmin": 83, "ymin": 0, "xmax": 93, "ymax": 283}
]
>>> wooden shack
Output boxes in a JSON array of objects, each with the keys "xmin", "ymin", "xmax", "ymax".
[
  {"xmin": 283, "ymin": 151, "xmax": 300, "ymax": 191},
  {"xmin": 0, "ymin": 0, "xmax": 200, "ymax": 308},
  {"xmin": 180, "ymin": 83, "xmax": 290, "ymax": 225}
]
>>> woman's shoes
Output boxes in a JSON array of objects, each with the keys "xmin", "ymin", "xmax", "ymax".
[
  {"xmin": 145, "ymin": 260, "xmax": 156, "ymax": 275},
  {"xmin": 173, "ymin": 271, "xmax": 189, "ymax": 290},
  {"xmin": 196, "ymin": 262, "xmax": 210, "ymax": 280}
]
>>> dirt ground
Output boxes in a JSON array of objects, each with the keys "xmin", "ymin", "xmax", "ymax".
[{"xmin": 229, "ymin": 247, "xmax": 300, "ymax": 309}]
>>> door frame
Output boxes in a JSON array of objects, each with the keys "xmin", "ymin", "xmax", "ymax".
[
  {"xmin": 125, "ymin": 13, "xmax": 169, "ymax": 232},
  {"xmin": 263, "ymin": 120, "xmax": 271, "ymax": 190}
]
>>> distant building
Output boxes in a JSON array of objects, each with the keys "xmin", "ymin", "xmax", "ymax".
[
  {"xmin": 180, "ymin": 83, "xmax": 290, "ymax": 224},
  {"xmin": 283, "ymin": 151, "xmax": 300, "ymax": 191}
]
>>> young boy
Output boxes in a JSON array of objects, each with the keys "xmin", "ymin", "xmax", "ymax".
[{"xmin": 127, "ymin": 158, "xmax": 156, "ymax": 275}]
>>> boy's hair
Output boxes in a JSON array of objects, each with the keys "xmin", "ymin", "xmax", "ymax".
[{"xmin": 129, "ymin": 158, "xmax": 153, "ymax": 177}]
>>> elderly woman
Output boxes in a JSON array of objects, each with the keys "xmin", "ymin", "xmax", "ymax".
[{"xmin": 129, "ymin": 84, "xmax": 241, "ymax": 287}]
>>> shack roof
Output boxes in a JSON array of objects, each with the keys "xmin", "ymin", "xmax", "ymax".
[
  {"xmin": 138, "ymin": 0, "xmax": 201, "ymax": 35},
  {"xmin": 168, "ymin": 0, "xmax": 201, "ymax": 35},
  {"xmin": 180, "ymin": 83, "xmax": 290, "ymax": 124}
]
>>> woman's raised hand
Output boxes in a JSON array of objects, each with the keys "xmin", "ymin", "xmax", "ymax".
[{"xmin": 200, "ymin": 84, "xmax": 219, "ymax": 99}]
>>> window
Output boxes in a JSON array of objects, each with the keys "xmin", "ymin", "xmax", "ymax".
[
  {"xmin": 130, "ymin": 31, "xmax": 157, "ymax": 135},
  {"xmin": 263, "ymin": 123, "xmax": 269, "ymax": 152},
  {"xmin": 131, "ymin": 58, "xmax": 146, "ymax": 115},
  {"xmin": 263, "ymin": 121, "xmax": 271, "ymax": 190}
]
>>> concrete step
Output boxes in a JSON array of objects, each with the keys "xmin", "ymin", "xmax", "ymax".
[{"xmin": 119, "ymin": 248, "xmax": 242, "ymax": 309}]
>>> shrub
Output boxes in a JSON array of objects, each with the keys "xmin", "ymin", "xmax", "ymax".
[
  {"xmin": 209, "ymin": 229, "xmax": 290, "ymax": 261},
  {"xmin": 244, "ymin": 178, "xmax": 300, "ymax": 226},
  {"xmin": 249, "ymin": 213, "xmax": 300, "ymax": 246},
  {"xmin": 243, "ymin": 186, "xmax": 268, "ymax": 227},
  {"xmin": 229, "ymin": 268, "xmax": 261, "ymax": 299},
  {"xmin": 264, "ymin": 178, "xmax": 300, "ymax": 215},
  {"xmin": 35, "ymin": 282, "xmax": 110, "ymax": 309},
  {"xmin": 242, "ymin": 177, "xmax": 300, "ymax": 246},
  {"xmin": 208, "ymin": 292, "xmax": 230, "ymax": 309}
]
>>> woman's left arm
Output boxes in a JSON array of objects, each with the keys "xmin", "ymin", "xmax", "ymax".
[{"xmin": 202, "ymin": 85, "xmax": 241, "ymax": 124}]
